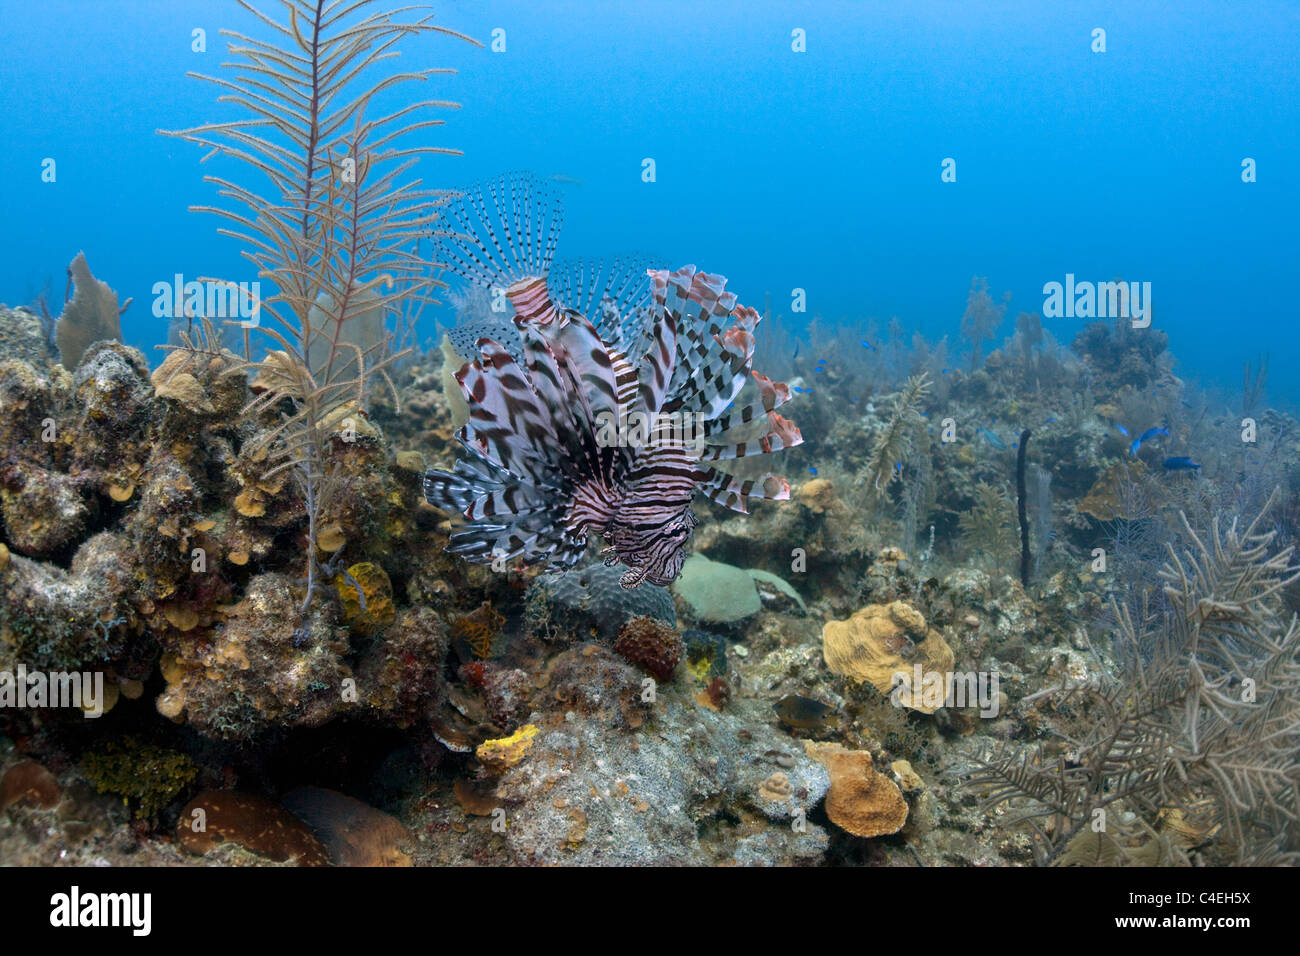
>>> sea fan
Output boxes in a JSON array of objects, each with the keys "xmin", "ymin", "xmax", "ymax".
[
  {"xmin": 959, "ymin": 480, "xmax": 1017, "ymax": 560},
  {"xmin": 423, "ymin": 173, "xmax": 803, "ymax": 587},
  {"xmin": 159, "ymin": 0, "xmax": 477, "ymax": 613},
  {"xmin": 965, "ymin": 492, "xmax": 1300, "ymax": 865}
]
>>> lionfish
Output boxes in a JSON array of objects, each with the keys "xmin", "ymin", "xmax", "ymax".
[{"xmin": 423, "ymin": 173, "xmax": 803, "ymax": 588}]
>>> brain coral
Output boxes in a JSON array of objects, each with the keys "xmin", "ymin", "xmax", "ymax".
[
  {"xmin": 821, "ymin": 600, "xmax": 955, "ymax": 714},
  {"xmin": 672, "ymin": 555, "xmax": 761, "ymax": 623}
]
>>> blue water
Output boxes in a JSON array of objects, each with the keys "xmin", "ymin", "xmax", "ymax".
[{"xmin": 2, "ymin": 0, "xmax": 1296, "ymax": 404}]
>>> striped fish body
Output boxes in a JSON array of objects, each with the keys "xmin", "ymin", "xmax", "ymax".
[{"xmin": 425, "ymin": 176, "xmax": 802, "ymax": 587}]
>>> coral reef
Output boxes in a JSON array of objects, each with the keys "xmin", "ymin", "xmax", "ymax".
[
  {"xmin": 3, "ymin": 33, "xmax": 1298, "ymax": 871},
  {"xmin": 966, "ymin": 497, "xmax": 1300, "ymax": 865}
]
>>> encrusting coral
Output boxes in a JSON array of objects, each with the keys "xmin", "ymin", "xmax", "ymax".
[{"xmin": 805, "ymin": 741, "xmax": 909, "ymax": 838}]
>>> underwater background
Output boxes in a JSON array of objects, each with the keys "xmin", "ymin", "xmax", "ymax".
[
  {"xmin": 3, "ymin": 0, "xmax": 1298, "ymax": 405},
  {"xmin": 1, "ymin": 0, "xmax": 1298, "ymax": 870}
]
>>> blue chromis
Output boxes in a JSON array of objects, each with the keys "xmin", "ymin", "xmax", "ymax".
[
  {"xmin": 1129, "ymin": 426, "xmax": 1169, "ymax": 456},
  {"xmin": 1164, "ymin": 456, "xmax": 1201, "ymax": 471}
]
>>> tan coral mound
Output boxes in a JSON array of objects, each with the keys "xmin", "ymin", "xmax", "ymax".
[
  {"xmin": 805, "ymin": 742, "xmax": 908, "ymax": 838},
  {"xmin": 821, "ymin": 600, "xmax": 954, "ymax": 714},
  {"xmin": 795, "ymin": 477, "xmax": 839, "ymax": 514},
  {"xmin": 1078, "ymin": 459, "xmax": 1154, "ymax": 521}
]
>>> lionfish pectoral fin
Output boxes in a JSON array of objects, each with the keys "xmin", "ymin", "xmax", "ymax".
[{"xmin": 620, "ymin": 565, "xmax": 650, "ymax": 589}]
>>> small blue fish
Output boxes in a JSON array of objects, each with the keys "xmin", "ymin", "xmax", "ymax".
[
  {"xmin": 976, "ymin": 425, "xmax": 1007, "ymax": 450},
  {"xmin": 1116, "ymin": 425, "xmax": 1129, "ymax": 436},
  {"xmin": 1129, "ymin": 426, "xmax": 1170, "ymax": 457},
  {"xmin": 1043, "ymin": 417, "xmax": 1057, "ymax": 424},
  {"xmin": 808, "ymin": 466, "xmax": 818, "ymax": 475},
  {"xmin": 816, "ymin": 357, "xmax": 826, "ymax": 365},
  {"xmin": 941, "ymin": 368, "xmax": 949, "ymax": 374},
  {"xmin": 895, "ymin": 461, "xmax": 903, "ymax": 472},
  {"xmin": 814, "ymin": 367, "xmax": 824, "ymax": 373},
  {"xmin": 793, "ymin": 386, "xmax": 809, "ymax": 393},
  {"xmin": 861, "ymin": 341, "xmax": 876, "ymax": 351},
  {"xmin": 1164, "ymin": 457, "xmax": 1201, "ymax": 471},
  {"xmin": 793, "ymin": 342, "xmax": 799, "ymax": 359}
]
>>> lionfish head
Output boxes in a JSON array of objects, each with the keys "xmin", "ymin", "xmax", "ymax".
[{"xmin": 603, "ymin": 508, "xmax": 699, "ymax": 590}]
